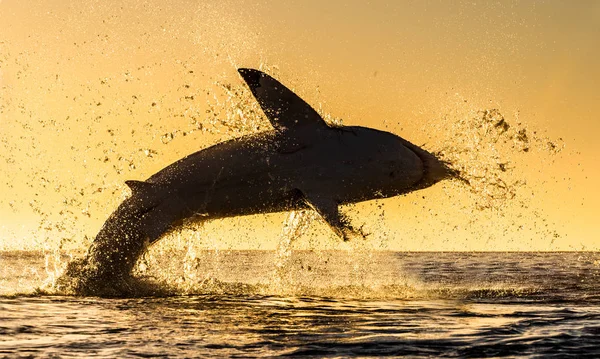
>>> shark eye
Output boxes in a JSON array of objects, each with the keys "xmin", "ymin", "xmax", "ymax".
[{"xmin": 389, "ymin": 171, "xmax": 395, "ymax": 178}]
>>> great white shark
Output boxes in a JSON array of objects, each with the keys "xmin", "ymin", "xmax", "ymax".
[{"xmin": 60, "ymin": 68, "xmax": 451, "ymax": 295}]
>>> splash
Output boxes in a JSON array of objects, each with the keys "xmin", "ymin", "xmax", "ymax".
[
  {"xmin": 433, "ymin": 108, "xmax": 563, "ymax": 211},
  {"xmin": 34, "ymin": 102, "xmax": 568, "ymax": 296},
  {"xmin": 269, "ymin": 210, "xmax": 317, "ymax": 293}
]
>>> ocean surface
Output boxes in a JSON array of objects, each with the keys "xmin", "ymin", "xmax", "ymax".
[{"xmin": 1, "ymin": 250, "xmax": 599, "ymax": 358}]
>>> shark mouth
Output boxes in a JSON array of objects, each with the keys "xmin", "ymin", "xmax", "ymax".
[{"xmin": 400, "ymin": 140, "xmax": 452, "ymax": 189}]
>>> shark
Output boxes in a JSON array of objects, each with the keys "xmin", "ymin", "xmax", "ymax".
[{"xmin": 60, "ymin": 68, "xmax": 450, "ymax": 296}]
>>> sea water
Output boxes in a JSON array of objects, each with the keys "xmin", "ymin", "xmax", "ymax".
[{"xmin": 1, "ymin": 250, "xmax": 599, "ymax": 358}]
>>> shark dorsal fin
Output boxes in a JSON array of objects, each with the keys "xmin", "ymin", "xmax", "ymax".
[
  {"xmin": 238, "ymin": 68, "xmax": 329, "ymax": 133},
  {"xmin": 125, "ymin": 180, "xmax": 153, "ymax": 193}
]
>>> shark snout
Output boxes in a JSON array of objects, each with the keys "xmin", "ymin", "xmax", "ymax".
[
  {"xmin": 238, "ymin": 68, "xmax": 263, "ymax": 90},
  {"xmin": 399, "ymin": 140, "xmax": 451, "ymax": 189},
  {"xmin": 421, "ymin": 153, "xmax": 451, "ymax": 186}
]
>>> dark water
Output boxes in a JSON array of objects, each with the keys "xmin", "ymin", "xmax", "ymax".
[{"xmin": 1, "ymin": 251, "xmax": 600, "ymax": 358}]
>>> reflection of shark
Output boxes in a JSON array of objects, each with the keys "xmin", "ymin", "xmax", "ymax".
[{"xmin": 62, "ymin": 68, "xmax": 450, "ymax": 295}]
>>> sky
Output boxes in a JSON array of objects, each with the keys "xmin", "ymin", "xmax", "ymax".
[{"xmin": 0, "ymin": 0, "xmax": 598, "ymax": 251}]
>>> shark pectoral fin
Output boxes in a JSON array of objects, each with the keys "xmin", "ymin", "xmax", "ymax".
[
  {"xmin": 301, "ymin": 192, "xmax": 361, "ymax": 241},
  {"xmin": 238, "ymin": 68, "xmax": 329, "ymax": 133},
  {"xmin": 125, "ymin": 180, "xmax": 154, "ymax": 194}
]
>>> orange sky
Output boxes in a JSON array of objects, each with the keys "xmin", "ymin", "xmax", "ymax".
[{"xmin": 0, "ymin": 0, "xmax": 598, "ymax": 251}]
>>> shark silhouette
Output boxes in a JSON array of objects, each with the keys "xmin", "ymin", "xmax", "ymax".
[{"xmin": 61, "ymin": 68, "xmax": 450, "ymax": 295}]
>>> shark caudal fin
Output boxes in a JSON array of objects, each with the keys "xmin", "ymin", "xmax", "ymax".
[{"xmin": 238, "ymin": 68, "xmax": 329, "ymax": 133}]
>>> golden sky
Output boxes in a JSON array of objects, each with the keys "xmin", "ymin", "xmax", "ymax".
[{"xmin": 0, "ymin": 0, "xmax": 598, "ymax": 251}]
